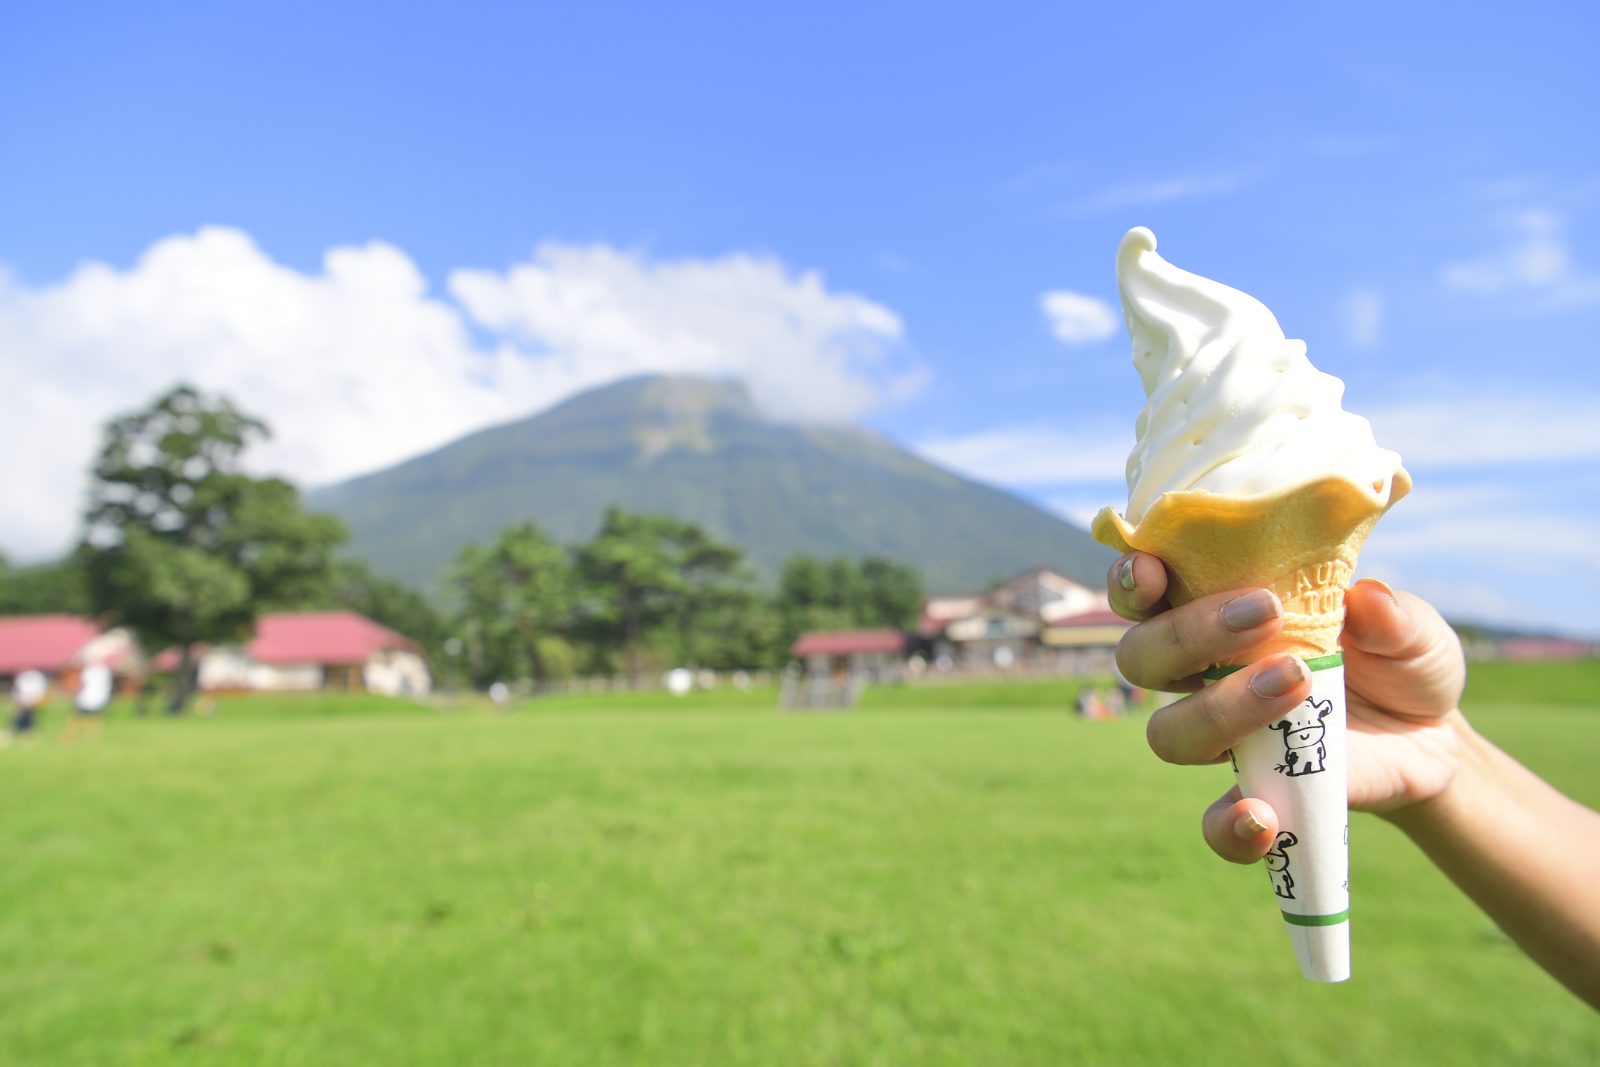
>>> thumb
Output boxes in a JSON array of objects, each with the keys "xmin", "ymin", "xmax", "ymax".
[
  {"xmin": 1342, "ymin": 578, "xmax": 1422, "ymax": 658},
  {"xmin": 1202, "ymin": 785, "xmax": 1280, "ymax": 864},
  {"xmin": 1342, "ymin": 578, "xmax": 1466, "ymax": 712}
]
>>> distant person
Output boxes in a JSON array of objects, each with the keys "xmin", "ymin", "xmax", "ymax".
[
  {"xmin": 9, "ymin": 669, "xmax": 47, "ymax": 743},
  {"xmin": 1077, "ymin": 688, "xmax": 1110, "ymax": 721},
  {"xmin": 61, "ymin": 661, "xmax": 113, "ymax": 743},
  {"xmin": 1104, "ymin": 687, "xmax": 1126, "ymax": 718},
  {"xmin": 1108, "ymin": 550, "xmax": 1600, "ymax": 1009}
]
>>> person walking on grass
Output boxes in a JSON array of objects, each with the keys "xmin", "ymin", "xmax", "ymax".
[
  {"xmin": 60, "ymin": 660, "xmax": 113, "ymax": 744},
  {"xmin": 6, "ymin": 669, "xmax": 47, "ymax": 746}
]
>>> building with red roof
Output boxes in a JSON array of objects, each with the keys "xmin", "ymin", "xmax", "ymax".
[
  {"xmin": 156, "ymin": 611, "xmax": 431, "ymax": 696},
  {"xmin": 0, "ymin": 615, "xmax": 142, "ymax": 688},
  {"xmin": 921, "ymin": 567, "xmax": 1127, "ymax": 673},
  {"xmin": 785, "ymin": 629, "xmax": 915, "ymax": 710}
]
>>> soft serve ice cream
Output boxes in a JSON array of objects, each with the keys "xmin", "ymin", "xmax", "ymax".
[
  {"xmin": 1094, "ymin": 228, "xmax": 1410, "ymax": 656},
  {"xmin": 1116, "ymin": 226, "xmax": 1405, "ymax": 525},
  {"xmin": 1092, "ymin": 227, "xmax": 1411, "ymax": 984}
]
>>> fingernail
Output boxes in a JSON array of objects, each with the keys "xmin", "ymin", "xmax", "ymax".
[
  {"xmin": 1249, "ymin": 657, "xmax": 1305, "ymax": 698},
  {"xmin": 1116, "ymin": 556, "xmax": 1137, "ymax": 592},
  {"xmin": 1234, "ymin": 811, "xmax": 1268, "ymax": 839},
  {"xmin": 1221, "ymin": 590, "xmax": 1278, "ymax": 631},
  {"xmin": 1359, "ymin": 577, "xmax": 1397, "ymax": 605}
]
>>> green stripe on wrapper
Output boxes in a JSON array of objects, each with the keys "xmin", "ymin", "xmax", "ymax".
[
  {"xmin": 1202, "ymin": 651, "xmax": 1343, "ymax": 682},
  {"xmin": 1281, "ymin": 909, "xmax": 1349, "ymax": 927}
]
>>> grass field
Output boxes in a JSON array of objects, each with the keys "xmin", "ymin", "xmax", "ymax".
[{"xmin": 1, "ymin": 664, "xmax": 1596, "ymax": 1065}]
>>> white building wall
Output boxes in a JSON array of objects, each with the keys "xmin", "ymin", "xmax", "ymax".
[
  {"xmin": 197, "ymin": 648, "xmax": 254, "ymax": 690},
  {"xmin": 363, "ymin": 650, "xmax": 432, "ymax": 696},
  {"xmin": 197, "ymin": 652, "xmax": 318, "ymax": 691},
  {"xmin": 249, "ymin": 664, "xmax": 323, "ymax": 691},
  {"xmin": 197, "ymin": 647, "xmax": 429, "ymax": 694},
  {"xmin": 1038, "ymin": 583, "xmax": 1110, "ymax": 622}
]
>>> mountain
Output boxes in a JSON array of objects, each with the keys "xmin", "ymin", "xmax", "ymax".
[{"xmin": 309, "ymin": 375, "xmax": 1115, "ymax": 592}]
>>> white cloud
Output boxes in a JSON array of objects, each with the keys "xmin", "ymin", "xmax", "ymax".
[
  {"xmin": 1039, "ymin": 290, "xmax": 1118, "ymax": 345},
  {"xmin": 448, "ymin": 243, "xmax": 910, "ymax": 425},
  {"xmin": 1341, "ymin": 287, "xmax": 1382, "ymax": 349},
  {"xmin": 1440, "ymin": 208, "xmax": 1600, "ymax": 307},
  {"xmin": 1366, "ymin": 393, "xmax": 1600, "ymax": 469},
  {"xmin": 914, "ymin": 424, "xmax": 1130, "ymax": 486},
  {"xmin": 1072, "ymin": 168, "xmax": 1264, "ymax": 213},
  {"xmin": 0, "ymin": 228, "xmax": 914, "ymax": 560}
]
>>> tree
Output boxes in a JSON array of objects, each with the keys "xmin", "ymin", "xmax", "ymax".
[
  {"xmin": 774, "ymin": 553, "xmax": 924, "ymax": 654},
  {"xmin": 856, "ymin": 556, "xmax": 923, "ymax": 630},
  {"xmin": 671, "ymin": 584, "xmax": 782, "ymax": 670},
  {"xmin": 82, "ymin": 385, "xmax": 346, "ymax": 711},
  {"xmin": 775, "ymin": 554, "xmax": 854, "ymax": 649},
  {"xmin": 450, "ymin": 522, "xmax": 575, "ymax": 688},
  {"xmin": 574, "ymin": 508, "xmax": 744, "ymax": 681}
]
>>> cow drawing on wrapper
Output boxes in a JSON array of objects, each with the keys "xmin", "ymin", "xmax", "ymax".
[
  {"xmin": 1271, "ymin": 698, "xmax": 1333, "ymax": 776},
  {"xmin": 1264, "ymin": 831, "xmax": 1298, "ymax": 900}
]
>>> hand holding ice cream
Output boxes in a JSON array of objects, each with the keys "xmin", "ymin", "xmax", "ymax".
[
  {"xmin": 1094, "ymin": 227, "xmax": 1409, "ymax": 982},
  {"xmin": 1098, "ymin": 228, "xmax": 1600, "ymax": 1008}
]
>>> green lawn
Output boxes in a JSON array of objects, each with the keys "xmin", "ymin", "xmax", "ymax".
[{"xmin": 1, "ymin": 668, "xmax": 1596, "ymax": 1066}]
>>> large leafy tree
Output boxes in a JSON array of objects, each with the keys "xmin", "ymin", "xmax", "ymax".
[
  {"xmin": 451, "ymin": 522, "xmax": 574, "ymax": 688},
  {"xmin": 574, "ymin": 508, "xmax": 744, "ymax": 681},
  {"xmin": 82, "ymin": 385, "xmax": 347, "ymax": 711},
  {"xmin": 775, "ymin": 553, "xmax": 924, "ymax": 653},
  {"xmin": 775, "ymin": 555, "xmax": 854, "ymax": 646},
  {"xmin": 669, "ymin": 584, "xmax": 782, "ymax": 670},
  {"xmin": 855, "ymin": 556, "xmax": 924, "ymax": 630}
]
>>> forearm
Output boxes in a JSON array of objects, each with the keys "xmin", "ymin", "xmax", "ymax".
[{"xmin": 1387, "ymin": 722, "xmax": 1600, "ymax": 1010}]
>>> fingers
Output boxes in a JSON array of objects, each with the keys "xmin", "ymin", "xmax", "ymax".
[
  {"xmin": 1145, "ymin": 654, "xmax": 1312, "ymax": 765},
  {"xmin": 1342, "ymin": 579, "xmax": 1467, "ymax": 716},
  {"xmin": 1342, "ymin": 579, "xmax": 1433, "ymax": 659},
  {"xmin": 1202, "ymin": 786, "xmax": 1280, "ymax": 864},
  {"xmin": 1107, "ymin": 552, "xmax": 1169, "ymax": 621},
  {"xmin": 1116, "ymin": 587, "xmax": 1288, "ymax": 691}
]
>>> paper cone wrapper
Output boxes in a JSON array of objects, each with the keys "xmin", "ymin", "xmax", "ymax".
[
  {"xmin": 1093, "ymin": 472, "xmax": 1409, "ymax": 982},
  {"xmin": 1208, "ymin": 654, "xmax": 1350, "ymax": 981}
]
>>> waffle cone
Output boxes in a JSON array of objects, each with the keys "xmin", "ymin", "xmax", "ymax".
[{"xmin": 1092, "ymin": 471, "xmax": 1411, "ymax": 659}]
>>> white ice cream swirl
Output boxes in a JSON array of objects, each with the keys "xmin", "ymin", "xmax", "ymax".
[{"xmin": 1116, "ymin": 227, "xmax": 1405, "ymax": 524}]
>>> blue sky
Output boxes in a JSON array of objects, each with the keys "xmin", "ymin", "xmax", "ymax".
[{"xmin": 3, "ymin": 2, "xmax": 1599, "ymax": 634}]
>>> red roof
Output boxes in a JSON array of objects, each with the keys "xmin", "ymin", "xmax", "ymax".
[
  {"xmin": 250, "ymin": 612, "xmax": 420, "ymax": 665},
  {"xmin": 791, "ymin": 629, "xmax": 907, "ymax": 657},
  {"xmin": 153, "ymin": 611, "xmax": 420, "ymax": 670},
  {"xmin": 0, "ymin": 615, "xmax": 101, "ymax": 675},
  {"xmin": 1047, "ymin": 608, "xmax": 1128, "ymax": 628}
]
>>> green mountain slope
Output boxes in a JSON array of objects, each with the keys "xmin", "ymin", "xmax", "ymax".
[{"xmin": 309, "ymin": 375, "xmax": 1114, "ymax": 592}]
